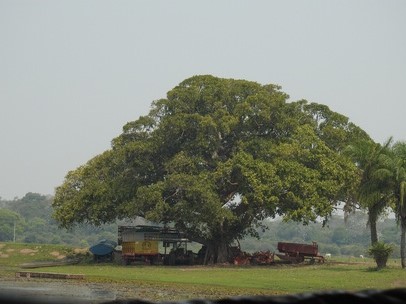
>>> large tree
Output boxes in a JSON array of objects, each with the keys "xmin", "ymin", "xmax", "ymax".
[{"xmin": 53, "ymin": 75, "xmax": 364, "ymax": 263}]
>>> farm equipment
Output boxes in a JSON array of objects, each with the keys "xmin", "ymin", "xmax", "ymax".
[
  {"xmin": 163, "ymin": 240, "xmax": 196, "ymax": 265},
  {"xmin": 192, "ymin": 243, "xmax": 275, "ymax": 266},
  {"xmin": 276, "ymin": 241, "xmax": 324, "ymax": 263},
  {"xmin": 251, "ymin": 251, "xmax": 275, "ymax": 265},
  {"xmin": 118, "ymin": 225, "xmax": 191, "ymax": 265},
  {"xmin": 231, "ymin": 247, "xmax": 275, "ymax": 265}
]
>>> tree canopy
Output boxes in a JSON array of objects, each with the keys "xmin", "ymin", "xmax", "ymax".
[{"xmin": 53, "ymin": 75, "xmax": 368, "ymax": 263}]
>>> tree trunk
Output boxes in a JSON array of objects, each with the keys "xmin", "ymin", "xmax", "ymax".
[
  {"xmin": 204, "ymin": 240, "xmax": 230, "ymax": 264},
  {"xmin": 368, "ymin": 208, "xmax": 379, "ymax": 245},
  {"xmin": 401, "ymin": 217, "xmax": 406, "ymax": 269},
  {"xmin": 369, "ymin": 216, "xmax": 378, "ymax": 245},
  {"xmin": 216, "ymin": 242, "xmax": 230, "ymax": 264}
]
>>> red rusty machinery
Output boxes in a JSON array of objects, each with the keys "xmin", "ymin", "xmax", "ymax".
[
  {"xmin": 232, "ymin": 250, "xmax": 275, "ymax": 265},
  {"xmin": 276, "ymin": 241, "xmax": 324, "ymax": 263}
]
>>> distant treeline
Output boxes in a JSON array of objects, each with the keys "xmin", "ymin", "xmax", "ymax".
[
  {"xmin": 0, "ymin": 192, "xmax": 401, "ymax": 257},
  {"xmin": 0, "ymin": 193, "xmax": 118, "ymax": 247}
]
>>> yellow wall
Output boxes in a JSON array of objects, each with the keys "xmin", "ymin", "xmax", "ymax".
[{"xmin": 122, "ymin": 241, "xmax": 159, "ymax": 255}]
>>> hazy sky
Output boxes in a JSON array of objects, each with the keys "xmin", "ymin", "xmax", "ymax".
[{"xmin": 1, "ymin": 1, "xmax": 405, "ymax": 200}]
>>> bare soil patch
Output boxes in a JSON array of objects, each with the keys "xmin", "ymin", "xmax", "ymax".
[
  {"xmin": 20, "ymin": 249, "xmax": 38, "ymax": 255},
  {"xmin": 50, "ymin": 251, "xmax": 66, "ymax": 260},
  {"xmin": 391, "ymin": 279, "xmax": 406, "ymax": 288}
]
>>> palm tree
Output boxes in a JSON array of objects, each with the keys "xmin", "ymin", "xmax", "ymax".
[
  {"xmin": 345, "ymin": 138, "xmax": 392, "ymax": 245},
  {"xmin": 382, "ymin": 141, "xmax": 406, "ymax": 268}
]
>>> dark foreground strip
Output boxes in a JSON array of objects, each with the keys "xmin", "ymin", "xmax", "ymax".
[{"xmin": 106, "ymin": 289, "xmax": 406, "ymax": 304}]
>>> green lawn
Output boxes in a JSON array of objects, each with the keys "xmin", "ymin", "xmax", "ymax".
[
  {"xmin": 28, "ymin": 263, "xmax": 404, "ymax": 294},
  {"xmin": 1, "ymin": 242, "xmax": 406, "ymax": 299}
]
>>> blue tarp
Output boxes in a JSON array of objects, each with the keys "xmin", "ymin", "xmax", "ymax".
[{"xmin": 89, "ymin": 239, "xmax": 117, "ymax": 256}]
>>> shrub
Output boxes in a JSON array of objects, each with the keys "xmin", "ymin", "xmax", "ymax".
[{"xmin": 368, "ymin": 242, "xmax": 393, "ymax": 269}]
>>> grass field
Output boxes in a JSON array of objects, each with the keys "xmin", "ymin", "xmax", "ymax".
[{"xmin": 1, "ymin": 242, "xmax": 406, "ymax": 301}]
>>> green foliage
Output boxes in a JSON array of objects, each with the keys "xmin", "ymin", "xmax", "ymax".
[
  {"xmin": 368, "ymin": 242, "xmax": 394, "ymax": 269},
  {"xmin": 344, "ymin": 138, "xmax": 393, "ymax": 245},
  {"xmin": 0, "ymin": 193, "xmax": 118, "ymax": 246},
  {"xmin": 366, "ymin": 141, "xmax": 406, "ymax": 267},
  {"xmin": 386, "ymin": 142, "xmax": 406, "ymax": 220},
  {"xmin": 345, "ymin": 136, "xmax": 406, "ymax": 267},
  {"xmin": 8, "ymin": 192, "xmax": 53, "ymax": 219},
  {"xmin": 0, "ymin": 208, "xmax": 22, "ymax": 241}
]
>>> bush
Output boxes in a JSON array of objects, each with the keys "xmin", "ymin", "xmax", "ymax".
[{"xmin": 368, "ymin": 242, "xmax": 393, "ymax": 269}]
